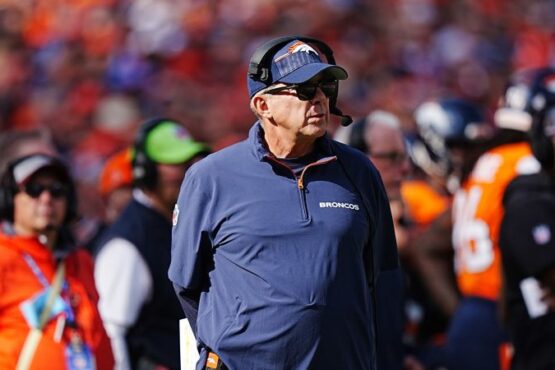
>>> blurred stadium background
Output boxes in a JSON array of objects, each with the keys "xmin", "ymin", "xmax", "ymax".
[{"xmin": 0, "ymin": 0, "xmax": 552, "ymax": 223}]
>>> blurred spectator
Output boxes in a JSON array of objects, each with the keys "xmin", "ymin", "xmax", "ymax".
[
  {"xmin": 98, "ymin": 147, "xmax": 133, "ymax": 224},
  {"xmin": 81, "ymin": 147, "xmax": 133, "ymax": 254},
  {"xmin": 340, "ymin": 110, "xmax": 427, "ymax": 370},
  {"xmin": 0, "ymin": 153, "xmax": 114, "ymax": 369},
  {"xmin": 337, "ymin": 110, "xmax": 410, "ymax": 244},
  {"xmin": 70, "ymin": 93, "xmax": 140, "ymax": 222},
  {"xmin": 354, "ymin": 110, "xmax": 410, "ymax": 200},
  {"xmin": 361, "ymin": 112, "xmax": 412, "ymax": 249},
  {"xmin": 338, "ymin": 110, "xmax": 449, "ymax": 360},
  {"xmin": 94, "ymin": 118, "xmax": 209, "ymax": 370}
]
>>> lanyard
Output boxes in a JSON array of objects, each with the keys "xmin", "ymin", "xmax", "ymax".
[
  {"xmin": 21, "ymin": 253, "xmax": 75, "ymax": 323},
  {"xmin": 22, "ymin": 253, "xmax": 51, "ymax": 288}
]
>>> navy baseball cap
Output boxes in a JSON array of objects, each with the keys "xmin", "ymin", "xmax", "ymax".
[{"xmin": 247, "ymin": 39, "xmax": 348, "ymax": 98}]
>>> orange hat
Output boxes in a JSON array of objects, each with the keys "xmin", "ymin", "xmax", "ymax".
[{"xmin": 99, "ymin": 148, "xmax": 133, "ymax": 197}]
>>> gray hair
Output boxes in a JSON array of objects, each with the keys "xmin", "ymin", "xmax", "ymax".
[{"xmin": 366, "ymin": 110, "xmax": 402, "ymax": 131}]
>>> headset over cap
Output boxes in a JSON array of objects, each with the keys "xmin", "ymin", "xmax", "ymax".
[{"xmin": 247, "ymin": 35, "xmax": 352, "ymax": 126}]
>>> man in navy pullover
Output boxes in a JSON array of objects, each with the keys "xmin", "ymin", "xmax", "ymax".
[{"xmin": 169, "ymin": 36, "xmax": 404, "ymax": 370}]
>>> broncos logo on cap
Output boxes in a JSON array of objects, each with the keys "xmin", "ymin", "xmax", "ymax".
[{"xmin": 275, "ymin": 41, "xmax": 318, "ymax": 62}]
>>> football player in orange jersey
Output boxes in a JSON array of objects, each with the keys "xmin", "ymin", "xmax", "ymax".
[
  {"xmin": 401, "ymin": 136, "xmax": 453, "ymax": 347},
  {"xmin": 500, "ymin": 67, "xmax": 555, "ymax": 370},
  {"xmin": 412, "ymin": 94, "xmax": 540, "ymax": 370},
  {"xmin": 410, "ymin": 98, "xmax": 493, "ymax": 363}
]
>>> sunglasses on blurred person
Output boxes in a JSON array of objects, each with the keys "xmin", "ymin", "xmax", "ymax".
[
  {"xmin": 20, "ymin": 182, "xmax": 68, "ymax": 199},
  {"xmin": 369, "ymin": 151, "xmax": 408, "ymax": 165}
]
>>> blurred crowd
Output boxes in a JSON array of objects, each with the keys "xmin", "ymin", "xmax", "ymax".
[{"xmin": 0, "ymin": 0, "xmax": 554, "ymax": 222}]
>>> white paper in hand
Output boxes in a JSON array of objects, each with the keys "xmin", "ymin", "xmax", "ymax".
[{"xmin": 180, "ymin": 318, "xmax": 200, "ymax": 370}]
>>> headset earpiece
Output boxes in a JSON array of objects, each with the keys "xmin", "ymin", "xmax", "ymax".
[
  {"xmin": 248, "ymin": 35, "xmax": 351, "ymax": 125},
  {"xmin": 132, "ymin": 118, "xmax": 172, "ymax": 189},
  {"xmin": 248, "ymin": 35, "xmax": 337, "ymax": 83},
  {"xmin": 248, "ymin": 36, "xmax": 297, "ymax": 83},
  {"xmin": 0, "ymin": 167, "xmax": 16, "ymax": 221},
  {"xmin": 348, "ymin": 117, "xmax": 370, "ymax": 153}
]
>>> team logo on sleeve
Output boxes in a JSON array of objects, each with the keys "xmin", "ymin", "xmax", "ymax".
[
  {"xmin": 172, "ymin": 204, "xmax": 179, "ymax": 226},
  {"xmin": 532, "ymin": 224, "xmax": 551, "ymax": 245}
]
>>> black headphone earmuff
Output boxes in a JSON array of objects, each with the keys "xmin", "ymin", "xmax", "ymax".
[
  {"xmin": 132, "ymin": 117, "xmax": 173, "ymax": 189},
  {"xmin": 0, "ymin": 168, "xmax": 14, "ymax": 221},
  {"xmin": 248, "ymin": 35, "xmax": 352, "ymax": 126},
  {"xmin": 248, "ymin": 35, "xmax": 337, "ymax": 84},
  {"xmin": 349, "ymin": 117, "xmax": 370, "ymax": 154}
]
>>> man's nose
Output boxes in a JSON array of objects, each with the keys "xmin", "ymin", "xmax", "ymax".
[
  {"xmin": 311, "ymin": 87, "xmax": 327, "ymax": 103},
  {"xmin": 400, "ymin": 156, "xmax": 410, "ymax": 176}
]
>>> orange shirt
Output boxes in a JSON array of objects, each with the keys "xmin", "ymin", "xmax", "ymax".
[
  {"xmin": 452, "ymin": 142, "xmax": 539, "ymax": 300},
  {"xmin": 401, "ymin": 179, "xmax": 450, "ymax": 226},
  {"xmin": 0, "ymin": 231, "xmax": 114, "ymax": 370}
]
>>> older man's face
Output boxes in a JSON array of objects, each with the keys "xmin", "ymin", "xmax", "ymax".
[
  {"xmin": 365, "ymin": 124, "xmax": 410, "ymax": 200},
  {"xmin": 263, "ymin": 76, "xmax": 334, "ymax": 141}
]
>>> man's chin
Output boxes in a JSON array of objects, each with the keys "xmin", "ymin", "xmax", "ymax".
[
  {"xmin": 36, "ymin": 221, "xmax": 61, "ymax": 233},
  {"xmin": 45, "ymin": 223, "xmax": 59, "ymax": 231},
  {"xmin": 387, "ymin": 189, "xmax": 402, "ymax": 202},
  {"xmin": 303, "ymin": 126, "xmax": 327, "ymax": 139}
]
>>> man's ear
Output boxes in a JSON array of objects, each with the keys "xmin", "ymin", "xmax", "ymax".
[{"xmin": 252, "ymin": 95, "xmax": 272, "ymax": 119}]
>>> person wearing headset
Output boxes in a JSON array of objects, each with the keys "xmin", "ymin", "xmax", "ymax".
[
  {"xmin": 339, "ymin": 111, "xmax": 430, "ymax": 370},
  {"xmin": 94, "ymin": 119, "xmax": 209, "ymax": 370},
  {"xmin": 339, "ymin": 111, "xmax": 412, "ymax": 248},
  {"xmin": 0, "ymin": 154, "xmax": 114, "ymax": 370},
  {"xmin": 169, "ymin": 36, "xmax": 403, "ymax": 370},
  {"xmin": 499, "ymin": 67, "xmax": 555, "ymax": 370}
]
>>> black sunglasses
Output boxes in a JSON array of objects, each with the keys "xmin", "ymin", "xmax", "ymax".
[
  {"xmin": 21, "ymin": 182, "xmax": 68, "ymax": 199},
  {"xmin": 264, "ymin": 80, "xmax": 338, "ymax": 101}
]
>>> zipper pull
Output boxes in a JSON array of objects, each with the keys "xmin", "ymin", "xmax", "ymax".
[{"xmin": 297, "ymin": 178, "xmax": 304, "ymax": 190}]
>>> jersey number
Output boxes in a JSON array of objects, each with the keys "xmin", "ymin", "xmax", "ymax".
[{"xmin": 453, "ymin": 186, "xmax": 494, "ymax": 273}]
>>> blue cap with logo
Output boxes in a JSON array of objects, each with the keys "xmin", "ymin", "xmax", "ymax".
[{"xmin": 247, "ymin": 39, "xmax": 348, "ymax": 98}]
